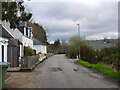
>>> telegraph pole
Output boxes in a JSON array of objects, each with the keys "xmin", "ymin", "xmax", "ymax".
[{"xmin": 77, "ymin": 24, "xmax": 80, "ymax": 60}]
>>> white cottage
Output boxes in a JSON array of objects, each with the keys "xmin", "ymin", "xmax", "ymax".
[{"xmin": 33, "ymin": 37, "xmax": 47, "ymax": 54}]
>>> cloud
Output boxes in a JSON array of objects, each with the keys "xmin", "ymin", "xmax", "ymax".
[{"xmin": 24, "ymin": 1, "xmax": 118, "ymax": 42}]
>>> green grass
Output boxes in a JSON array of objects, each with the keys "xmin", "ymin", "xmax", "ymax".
[
  {"xmin": 40, "ymin": 57, "xmax": 48, "ymax": 63},
  {"xmin": 66, "ymin": 55, "xmax": 71, "ymax": 59},
  {"xmin": 76, "ymin": 60, "xmax": 120, "ymax": 80}
]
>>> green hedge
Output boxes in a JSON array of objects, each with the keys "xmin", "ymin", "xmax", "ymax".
[
  {"xmin": 76, "ymin": 60, "xmax": 120, "ymax": 80},
  {"xmin": 24, "ymin": 46, "xmax": 35, "ymax": 56}
]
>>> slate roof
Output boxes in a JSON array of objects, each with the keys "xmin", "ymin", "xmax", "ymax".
[
  {"xmin": 2, "ymin": 21, "xmax": 24, "ymax": 39},
  {"xmin": 33, "ymin": 37, "xmax": 46, "ymax": 45},
  {"xmin": 0, "ymin": 26, "xmax": 13, "ymax": 38},
  {"xmin": 90, "ymin": 43, "xmax": 115, "ymax": 49}
]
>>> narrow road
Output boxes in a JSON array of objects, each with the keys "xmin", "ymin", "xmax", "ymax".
[{"xmin": 34, "ymin": 54, "xmax": 118, "ymax": 88}]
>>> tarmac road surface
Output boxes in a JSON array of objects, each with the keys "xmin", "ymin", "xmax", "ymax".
[{"xmin": 34, "ymin": 54, "xmax": 118, "ymax": 88}]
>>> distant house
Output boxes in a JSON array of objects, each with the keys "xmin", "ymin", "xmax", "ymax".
[
  {"xmin": 33, "ymin": 37, "xmax": 47, "ymax": 54},
  {"xmin": 90, "ymin": 43, "xmax": 116, "ymax": 50}
]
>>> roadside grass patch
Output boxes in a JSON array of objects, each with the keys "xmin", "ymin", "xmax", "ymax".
[
  {"xmin": 40, "ymin": 57, "xmax": 48, "ymax": 63},
  {"xmin": 66, "ymin": 55, "xmax": 71, "ymax": 59},
  {"xmin": 76, "ymin": 60, "xmax": 120, "ymax": 80}
]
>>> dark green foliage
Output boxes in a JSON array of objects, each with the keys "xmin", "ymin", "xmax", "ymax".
[
  {"xmin": 80, "ymin": 45, "xmax": 96, "ymax": 64},
  {"xmin": 66, "ymin": 45, "xmax": 96, "ymax": 63},
  {"xmin": 67, "ymin": 35, "xmax": 119, "ymax": 71},
  {"xmin": 103, "ymin": 37, "xmax": 110, "ymax": 43},
  {"xmin": 66, "ymin": 36, "xmax": 97, "ymax": 63},
  {"xmin": 27, "ymin": 22, "xmax": 48, "ymax": 45},
  {"xmin": 47, "ymin": 44, "xmax": 54, "ymax": 53},
  {"xmin": 47, "ymin": 39, "xmax": 69, "ymax": 55},
  {"xmin": 68, "ymin": 45, "xmax": 78, "ymax": 59},
  {"xmin": 102, "ymin": 53, "xmax": 118, "ymax": 64},
  {"xmin": 2, "ymin": 2, "xmax": 32, "ymax": 29},
  {"xmin": 99, "ymin": 47, "xmax": 119, "ymax": 70},
  {"xmin": 54, "ymin": 39, "xmax": 61, "ymax": 47},
  {"xmin": 100, "ymin": 47, "xmax": 118, "ymax": 58},
  {"xmin": 66, "ymin": 55, "xmax": 71, "ymax": 58},
  {"xmin": 51, "ymin": 39, "xmax": 62, "ymax": 54},
  {"xmin": 24, "ymin": 46, "xmax": 35, "ymax": 56}
]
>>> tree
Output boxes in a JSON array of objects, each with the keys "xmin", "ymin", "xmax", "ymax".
[
  {"xmin": 60, "ymin": 40, "xmax": 69, "ymax": 54},
  {"xmin": 67, "ymin": 35, "xmax": 96, "ymax": 63},
  {"xmin": 54, "ymin": 39, "xmax": 61, "ymax": 48},
  {"xmin": 103, "ymin": 37, "xmax": 110, "ymax": 43},
  {"xmin": 27, "ymin": 22, "xmax": 48, "ymax": 45},
  {"xmin": 2, "ymin": 2, "xmax": 32, "ymax": 29},
  {"xmin": 51, "ymin": 39, "xmax": 61, "ymax": 53},
  {"xmin": 69, "ymin": 36, "xmax": 89, "ymax": 46}
]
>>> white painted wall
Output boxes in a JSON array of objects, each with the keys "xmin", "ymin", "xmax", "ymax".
[
  {"xmin": 0, "ymin": 37, "xmax": 8, "ymax": 62},
  {"xmin": 33, "ymin": 45, "xmax": 47, "ymax": 54},
  {"xmin": 22, "ymin": 36, "xmax": 33, "ymax": 48},
  {"xmin": 19, "ymin": 45, "xmax": 24, "ymax": 57}
]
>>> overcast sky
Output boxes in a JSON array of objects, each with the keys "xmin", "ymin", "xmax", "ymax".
[{"xmin": 24, "ymin": 0, "xmax": 119, "ymax": 43}]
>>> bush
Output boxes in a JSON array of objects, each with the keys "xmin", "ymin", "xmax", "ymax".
[
  {"xmin": 96, "ymin": 46, "xmax": 119, "ymax": 70},
  {"xmin": 102, "ymin": 53, "xmax": 119, "ymax": 70},
  {"xmin": 67, "ymin": 44, "xmax": 96, "ymax": 63},
  {"xmin": 100, "ymin": 47, "xmax": 118, "ymax": 58},
  {"xmin": 24, "ymin": 46, "xmax": 35, "ymax": 56},
  {"xmin": 102, "ymin": 53, "xmax": 118, "ymax": 64}
]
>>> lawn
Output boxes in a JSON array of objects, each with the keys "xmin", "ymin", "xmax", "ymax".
[{"xmin": 76, "ymin": 60, "xmax": 120, "ymax": 80}]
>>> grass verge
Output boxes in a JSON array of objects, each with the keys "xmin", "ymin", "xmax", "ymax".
[
  {"xmin": 76, "ymin": 60, "xmax": 120, "ymax": 80},
  {"xmin": 40, "ymin": 57, "xmax": 48, "ymax": 63}
]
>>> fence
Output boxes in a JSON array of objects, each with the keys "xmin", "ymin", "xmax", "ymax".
[{"xmin": 21, "ymin": 55, "xmax": 39, "ymax": 69}]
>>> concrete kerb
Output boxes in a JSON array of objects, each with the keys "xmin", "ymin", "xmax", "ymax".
[
  {"xmin": 7, "ymin": 56, "xmax": 48, "ymax": 72},
  {"xmin": 21, "ymin": 56, "xmax": 48, "ymax": 72}
]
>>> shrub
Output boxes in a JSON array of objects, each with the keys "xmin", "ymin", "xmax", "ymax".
[
  {"xmin": 102, "ymin": 53, "xmax": 118, "ymax": 64},
  {"xmin": 67, "ymin": 44, "xmax": 96, "ymax": 63},
  {"xmin": 102, "ymin": 53, "xmax": 119, "ymax": 70},
  {"xmin": 24, "ymin": 46, "xmax": 35, "ymax": 56},
  {"xmin": 100, "ymin": 47, "xmax": 118, "ymax": 58}
]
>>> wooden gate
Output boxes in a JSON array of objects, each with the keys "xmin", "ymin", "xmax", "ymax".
[{"xmin": 7, "ymin": 39, "xmax": 20, "ymax": 67}]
